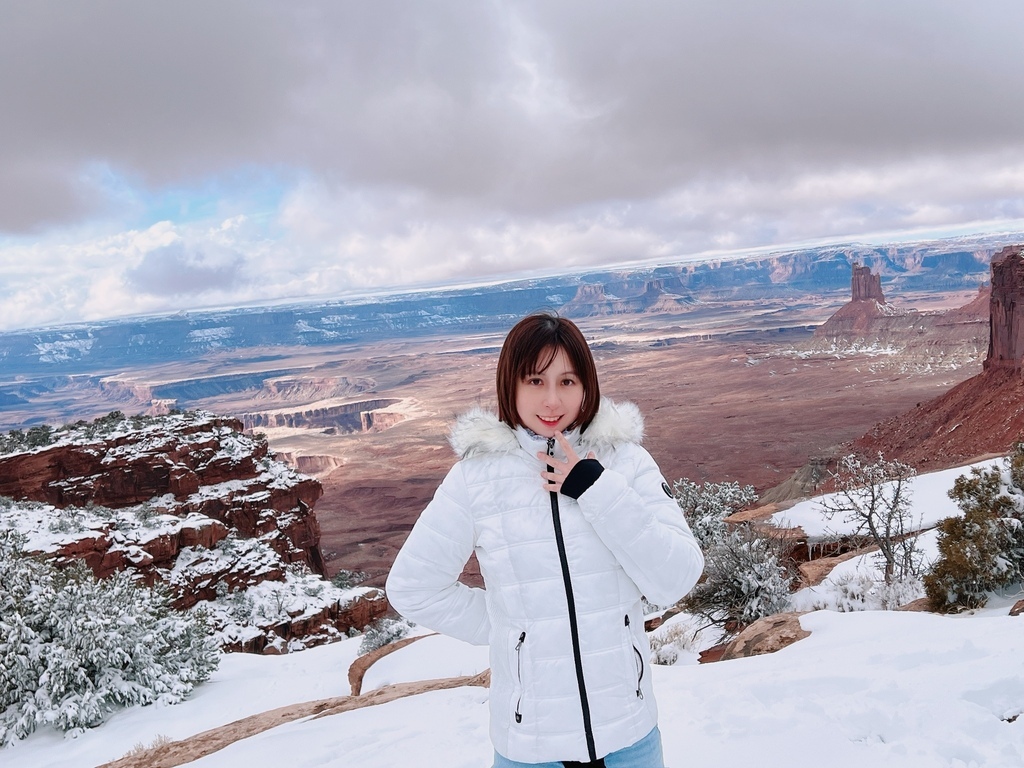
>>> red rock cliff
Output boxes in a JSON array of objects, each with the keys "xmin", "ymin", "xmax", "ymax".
[
  {"xmin": 984, "ymin": 245, "xmax": 1024, "ymax": 372},
  {"xmin": 0, "ymin": 415, "xmax": 326, "ymax": 574},
  {"xmin": 0, "ymin": 411, "xmax": 387, "ymax": 653}
]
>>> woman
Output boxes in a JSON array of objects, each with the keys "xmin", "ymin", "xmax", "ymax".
[{"xmin": 386, "ymin": 312, "xmax": 704, "ymax": 767}]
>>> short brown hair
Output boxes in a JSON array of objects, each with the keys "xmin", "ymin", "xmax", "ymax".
[{"xmin": 496, "ymin": 312, "xmax": 600, "ymax": 432}]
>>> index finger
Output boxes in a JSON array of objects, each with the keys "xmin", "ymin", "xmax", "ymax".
[{"xmin": 554, "ymin": 430, "xmax": 577, "ymax": 456}]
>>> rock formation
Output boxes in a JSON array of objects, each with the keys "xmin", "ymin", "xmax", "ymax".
[
  {"xmin": 984, "ymin": 245, "xmax": 1024, "ymax": 371},
  {"xmin": 240, "ymin": 397, "xmax": 401, "ymax": 432},
  {"xmin": 0, "ymin": 414, "xmax": 326, "ymax": 574},
  {"xmin": 560, "ymin": 279, "xmax": 688, "ymax": 317},
  {"xmin": 0, "ymin": 411, "xmax": 386, "ymax": 653},
  {"xmin": 813, "ymin": 263, "xmax": 900, "ymax": 338},
  {"xmin": 718, "ymin": 612, "xmax": 810, "ymax": 661},
  {"xmin": 760, "ymin": 255, "xmax": 1012, "ymax": 502},
  {"xmin": 851, "ymin": 263, "xmax": 885, "ymax": 302},
  {"xmin": 808, "ymin": 262, "xmax": 987, "ymax": 371}
]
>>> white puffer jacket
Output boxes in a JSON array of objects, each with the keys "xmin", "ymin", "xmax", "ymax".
[{"xmin": 386, "ymin": 399, "xmax": 704, "ymax": 763}]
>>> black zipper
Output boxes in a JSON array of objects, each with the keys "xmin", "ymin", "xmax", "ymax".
[
  {"xmin": 624, "ymin": 614, "xmax": 645, "ymax": 699},
  {"xmin": 512, "ymin": 630, "xmax": 528, "ymax": 720},
  {"xmin": 548, "ymin": 436, "xmax": 598, "ymax": 762}
]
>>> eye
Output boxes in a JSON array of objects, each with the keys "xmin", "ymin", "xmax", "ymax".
[
  {"xmin": 525, "ymin": 377, "xmax": 543, "ymax": 386},
  {"xmin": 561, "ymin": 378, "xmax": 576, "ymax": 386}
]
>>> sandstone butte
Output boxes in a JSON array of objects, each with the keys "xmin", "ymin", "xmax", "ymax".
[
  {"xmin": 812, "ymin": 260, "xmax": 988, "ymax": 348},
  {"xmin": 0, "ymin": 412, "xmax": 386, "ymax": 653}
]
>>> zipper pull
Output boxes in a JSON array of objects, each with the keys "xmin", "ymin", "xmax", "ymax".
[
  {"xmin": 515, "ymin": 631, "xmax": 526, "ymax": 724},
  {"xmin": 624, "ymin": 614, "xmax": 630, "ymax": 627},
  {"xmin": 546, "ymin": 437, "xmax": 555, "ymax": 457}
]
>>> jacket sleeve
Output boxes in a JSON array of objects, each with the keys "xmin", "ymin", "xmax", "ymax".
[
  {"xmin": 385, "ymin": 462, "xmax": 490, "ymax": 646},
  {"xmin": 573, "ymin": 444, "xmax": 705, "ymax": 606}
]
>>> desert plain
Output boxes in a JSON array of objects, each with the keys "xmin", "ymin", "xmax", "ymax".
[{"xmin": 0, "ymin": 288, "xmax": 983, "ymax": 587}]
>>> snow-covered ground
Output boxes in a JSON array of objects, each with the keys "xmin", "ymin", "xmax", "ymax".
[
  {"xmin": 7, "ymin": 459, "xmax": 1024, "ymax": 767},
  {"xmin": 771, "ymin": 458, "xmax": 1003, "ymax": 537}
]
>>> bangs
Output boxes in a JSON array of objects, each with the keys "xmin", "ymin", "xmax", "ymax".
[{"xmin": 525, "ymin": 345, "xmax": 561, "ymax": 377}]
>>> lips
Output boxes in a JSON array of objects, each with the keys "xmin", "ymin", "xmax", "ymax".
[{"xmin": 538, "ymin": 416, "xmax": 562, "ymax": 425}]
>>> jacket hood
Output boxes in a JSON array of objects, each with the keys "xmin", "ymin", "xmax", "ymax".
[{"xmin": 448, "ymin": 398, "xmax": 645, "ymax": 460}]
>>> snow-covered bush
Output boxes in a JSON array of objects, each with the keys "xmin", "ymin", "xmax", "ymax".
[
  {"xmin": 0, "ymin": 530, "xmax": 219, "ymax": 744},
  {"xmin": 358, "ymin": 617, "xmax": 414, "ymax": 656},
  {"xmin": 925, "ymin": 448, "xmax": 1024, "ymax": 612},
  {"xmin": 672, "ymin": 478, "xmax": 758, "ymax": 549},
  {"xmin": 682, "ymin": 525, "xmax": 795, "ymax": 632},
  {"xmin": 648, "ymin": 620, "xmax": 697, "ymax": 666},
  {"xmin": 802, "ymin": 570, "xmax": 924, "ymax": 613},
  {"xmin": 331, "ymin": 568, "xmax": 369, "ymax": 590},
  {"xmin": 818, "ymin": 453, "xmax": 922, "ymax": 586}
]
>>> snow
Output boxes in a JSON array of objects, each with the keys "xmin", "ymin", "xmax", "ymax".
[
  {"xmin": 186, "ymin": 687, "xmax": 493, "ymax": 768},
  {"xmin": 8, "ymin": 608, "xmax": 1023, "ymax": 767},
  {"xmin": 6, "ymin": 459, "xmax": 1024, "ymax": 767},
  {"xmin": 186, "ymin": 327, "xmax": 234, "ymax": 342},
  {"xmin": 34, "ymin": 336, "xmax": 95, "ymax": 363},
  {"xmin": 772, "ymin": 458, "xmax": 1003, "ymax": 537},
  {"xmin": 359, "ymin": 633, "xmax": 490, "ymax": 693}
]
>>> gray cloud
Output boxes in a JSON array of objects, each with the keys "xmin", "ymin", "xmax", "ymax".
[
  {"xmin": 0, "ymin": 0, "xmax": 298, "ymax": 230},
  {"xmin": 126, "ymin": 242, "xmax": 245, "ymax": 297},
  {"xmin": 5, "ymin": 0, "xmax": 1024, "ymax": 230},
  {"xmin": 282, "ymin": 0, "xmax": 1024, "ymax": 211}
]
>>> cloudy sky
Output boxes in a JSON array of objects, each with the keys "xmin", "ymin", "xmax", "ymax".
[{"xmin": 2, "ymin": 1, "xmax": 1024, "ymax": 332}]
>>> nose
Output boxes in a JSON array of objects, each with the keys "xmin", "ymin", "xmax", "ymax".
[{"xmin": 542, "ymin": 382, "xmax": 560, "ymax": 407}]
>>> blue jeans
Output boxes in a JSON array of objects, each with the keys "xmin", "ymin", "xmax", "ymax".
[{"xmin": 491, "ymin": 726, "xmax": 664, "ymax": 768}]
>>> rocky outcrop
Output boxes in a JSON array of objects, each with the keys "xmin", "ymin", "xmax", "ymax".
[
  {"xmin": 222, "ymin": 589, "xmax": 389, "ymax": 654},
  {"xmin": 718, "ymin": 612, "xmax": 811, "ymax": 661},
  {"xmin": 984, "ymin": 245, "xmax": 1024, "ymax": 371},
  {"xmin": 852, "ymin": 263, "xmax": 885, "ymax": 302},
  {"xmin": 560, "ymin": 280, "xmax": 688, "ymax": 317},
  {"xmin": 0, "ymin": 411, "xmax": 386, "ymax": 653},
  {"xmin": 239, "ymin": 398, "xmax": 400, "ymax": 432},
  {"xmin": 0, "ymin": 415, "xmax": 326, "ymax": 574},
  {"xmin": 814, "ymin": 264, "xmax": 903, "ymax": 338}
]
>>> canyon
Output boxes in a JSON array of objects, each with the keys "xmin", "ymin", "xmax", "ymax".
[
  {"xmin": 852, "ymin": 244, "xmax": 1024, "ymax": 469},
  {"xmin": 1, "ymin": 235, "xmax": 1016, "ymax": 594}
]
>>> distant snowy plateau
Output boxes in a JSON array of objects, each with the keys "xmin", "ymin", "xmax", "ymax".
[{"xmin": 0, "ymin": 239, "xmax": 1001, "ymax": 379}]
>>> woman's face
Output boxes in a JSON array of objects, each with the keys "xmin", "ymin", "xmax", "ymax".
[{"xmin": 515, "ymin": 346, "xmax": 584, "ymax": 437}]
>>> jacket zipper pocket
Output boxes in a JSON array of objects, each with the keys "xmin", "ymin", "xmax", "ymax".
[
  {"xmin": 625, "ymin": 614, "xmax": 645, "ymax": 699},
  {"xmin": 514, "ymin": 631, "xmax": 526, "ymax": 723}
]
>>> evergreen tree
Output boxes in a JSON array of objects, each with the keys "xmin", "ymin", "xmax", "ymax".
[
  {"xmin": 0, "ymin": 530, "xmax": 219, "ymax": 744},
  {"xmin": 924, "ymin": 448, "xmax": 1024, "ymax": 612}
]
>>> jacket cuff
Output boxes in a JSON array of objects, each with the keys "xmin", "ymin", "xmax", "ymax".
[{"xmin": 560, "ymin": 458, "xmax": 604, "ymax": 499}]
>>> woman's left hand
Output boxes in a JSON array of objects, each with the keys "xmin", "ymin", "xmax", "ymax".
[{"xmin": 537, "ymin": 431, "xmax": 596, "ymax": 493}]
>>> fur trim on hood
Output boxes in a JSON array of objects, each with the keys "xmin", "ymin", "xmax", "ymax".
[{"xmin": 448, "ymin": 398, "xmax": 645, "ymax": 460}]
